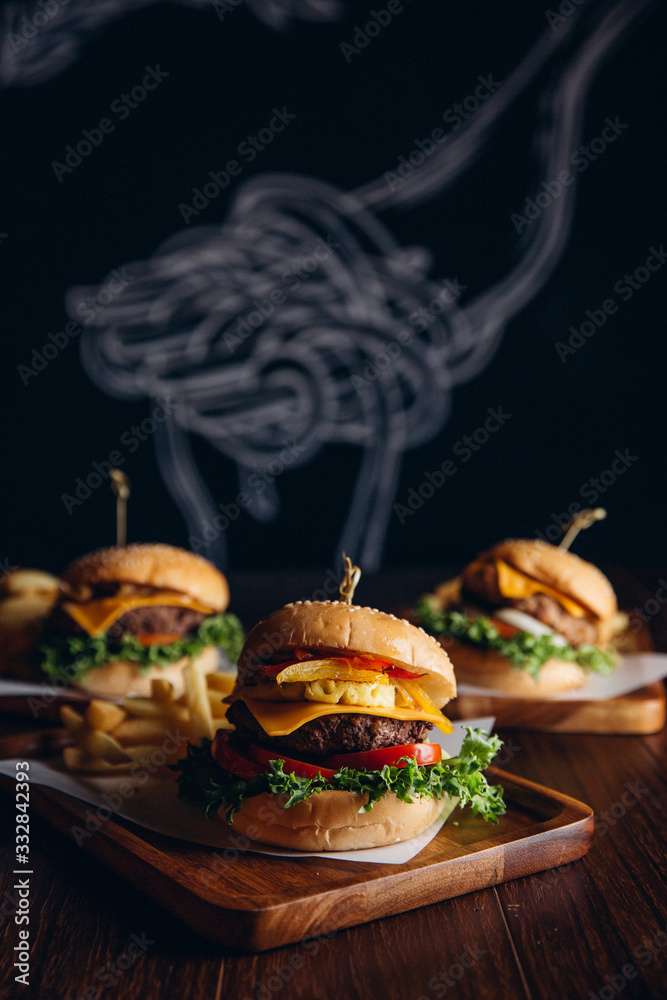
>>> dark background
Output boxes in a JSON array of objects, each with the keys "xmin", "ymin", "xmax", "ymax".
[{"xmin": 0, "ymin": 0, "xmax": 664, "ymax": 579}]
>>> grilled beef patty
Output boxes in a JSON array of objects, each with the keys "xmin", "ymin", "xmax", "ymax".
[
  {"xmin": 50, "ymin": 601, "xmax": 206, "ymax": 640},
  {"xmin": 462, "ymin": 563, "xmax": 597, "ymax": 646},
  {"xmin": 508, "ymin": 593, "xmax": 597, "ymax": 646},
  {"xmin": 110, "ymin": 605, "xmax": 206, "ymax": 638},
  {"xmin": 226, "ymin": 699, "xmax": 433, "ymax": 757}
]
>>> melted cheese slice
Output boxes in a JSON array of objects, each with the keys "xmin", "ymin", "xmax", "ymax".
[
  {"xmin": 241, "ymin": 694, "xmax": 453, "ymax": 737},
  {"xmin": 495, "ymin": 560, "xmax": 588, "ymax": 618},
  {"xmin": 62, "ymin": 593, "xmax": 214, "ymax": 636}
]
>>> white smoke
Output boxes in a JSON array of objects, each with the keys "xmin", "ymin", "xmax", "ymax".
[
  {"xmin": 0, "ymin": 0, "xmax": 341, "ymax": 88},
  {"xmin": 62, "ymin": 0, "xmax": 653, "ymax": 569}
]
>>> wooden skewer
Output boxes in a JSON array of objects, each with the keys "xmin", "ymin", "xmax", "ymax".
[
  {"xmin": 110, "ymin": 469, "xmax": 131, "ymax": 547},
  {"xmin": 558, "ymin": 508, "xmax": 606, "ymax": 551},
  {"xmin": 339, "ymin": 553, "xmax": 361, "ymax": 604}
]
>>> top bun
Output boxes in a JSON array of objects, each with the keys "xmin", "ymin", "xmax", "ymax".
[
  {"xmin": 470, "ymin": 538, "xmax": 617, "ymax": 622},
  {"xmin": 62, "ymin": 544, "xmax": 229, "ymax": 613},
  {"xmin": 237, "ymin": 600, "xmax": 456, "ymax": 707}
]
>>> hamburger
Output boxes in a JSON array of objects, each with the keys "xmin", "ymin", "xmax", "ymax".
[
  {"xmin": 414, "ymin": 538, "xmax": 619, "ymax": 696},
  {"xmin": 174, "ymin": 597, "xmax": 504, "ymax": 851},
  {"xmin": 39, "ymin": 543, "xmax": 244, "ymax": 697},
  {"xmin": 0, "ymin": 569, "xmax": 61, "ymax": 679}
]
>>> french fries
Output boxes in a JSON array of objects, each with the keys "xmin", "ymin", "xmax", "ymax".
[
  {"xmin": 183, "ymin": 658, "xmax": 215, "ymax": 742},
  {"xmin": 60, "ymin": 670, "xmax": 236, "ymax": 772},
  {"xmin": 205, "ymin": 672, "xmax": 236, "ymax": 695},
  {"xmin": 84, "ymin": 700, "xmax": 127, "ymax": 732}
]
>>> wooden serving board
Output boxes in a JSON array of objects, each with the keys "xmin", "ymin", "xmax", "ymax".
[
  {"xmin": 0, "ymin": 731, "xmax": 593, "ymax": 953},
  {"xmin": 408, "ymin": 609, "xmax": 665, "ymax": 735},
  {"xmin": 447, "ymin": 680, "xmax": 666, "ymax": 734}
]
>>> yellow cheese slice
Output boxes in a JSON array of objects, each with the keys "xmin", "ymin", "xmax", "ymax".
[
  {"xmin": 495, "ymin": 560, "xmax": 588, "ymax": 618},
  {"xmin": 241, "ymin": 695, "xmax": 453, "ymax": 737},
  {"xmin": 62, "ymin": 592, "xmax": 214, "ymax": 636}
]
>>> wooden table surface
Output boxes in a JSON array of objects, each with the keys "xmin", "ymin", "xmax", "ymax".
[{"xmin": 1, "ymin": 567, "xmax": 666, "ymax": 1000}]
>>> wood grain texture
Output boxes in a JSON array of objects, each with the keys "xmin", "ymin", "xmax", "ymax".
[
  {"xmin": 448, "ymin": 680, "xmax": 666, "ymax": 734},
  {"xmin": 0, "ymin": 567, "xmax": 666, "ymax": 1000},
  {"xmin": 0, "ymin": 759, "xmax": 593, "ymax": 952}
]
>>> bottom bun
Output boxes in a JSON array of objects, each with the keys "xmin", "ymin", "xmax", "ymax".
[
  {"xmin": 447, "ymin": 639, "xmax": 586, "ymax": 696},
  {"xmin": 72, "ymin": 645, "xmax": 220, "ymax": 698},
  {"xmin": 228, "ymin": 789, "xmax": 447, "ymax": 851}
]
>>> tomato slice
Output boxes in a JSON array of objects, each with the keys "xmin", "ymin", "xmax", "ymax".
[
  {"xmin": 211, "ymin": 732, "xmax": 266, "ymax": 780},
  {"xmin": 247, "ymin": 744, "xmax": 336, "ymax": 780},
  {"xmin": 136, "ymin": 632, "xmax": 181, "ymax": 646},
  {"xmin": 489, "ymin": 618, "xmax": 520, "ymax": 639},
  {"xmin": 385, "ymin": 667, "xmax": 427, "ymax": 679},
  {"xmin": 323, "ymin": 742, "xmax": 442, "ymax": 771}
]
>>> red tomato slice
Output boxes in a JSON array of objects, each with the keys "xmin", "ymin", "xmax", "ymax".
[
  {"xmin": 211, "ymin": 732, "xmax": 266, "ymax": 780},
  {"xmin": 489, "ymin": 618, "xmax": 521, "ymax": 639},
  {"xmin": 248, "ymin": 744, "xmax": 336, "ymax": 780},
  {"xmin": 323, "ymin": 742, "xmax": 442, "ymax": 771},
  {"xmin": 136, "ymin": 632, "xmax": 181, "ymax": 646},
  {"xmin": 385, "ymin": 667, "xmax": 427, "ymax": 679}
]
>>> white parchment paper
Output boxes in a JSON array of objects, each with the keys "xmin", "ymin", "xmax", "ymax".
[
  {"xmin": 455, "ymin": 653, "xmax": 667, "ymax": 701},
  {"xmin": 0, "ymin": 717, "xmax": 495, "ymax": 864}
]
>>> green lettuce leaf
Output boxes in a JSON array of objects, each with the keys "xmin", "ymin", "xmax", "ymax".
[
  {"xmin": 39, "ymin": 612, "xmax": 245, "ymax": 682},
  {"xmin": 171, "ymin": 727, "xmax": 506, "ymax": 824},
  {"xmin": 413, "ymin": 598, "xmax": 615, "ymax": 679}
]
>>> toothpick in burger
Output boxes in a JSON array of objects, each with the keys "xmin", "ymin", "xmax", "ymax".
[
  {"xmin": 174, "ymin": 558, "xmax": 504, "ymax": 851},
  {"xmin": 39, "ymin": 544, "xmax": 244, "ymax": 698}
]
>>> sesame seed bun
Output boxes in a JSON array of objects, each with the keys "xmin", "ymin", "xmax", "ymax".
[
  {"xmin": 464, "ymin": 538, "xmax": 617, "ymax": 643},
  {"xmin": 472, "ymin": 538, "xmax": 617, "ymax": 619},
  {"xmin": 236, "ymin": 599, "xmax": 456, "ymax": 707},
  {"xmin": 230, "ymin": 787, "xmax": 448, "ymax": 851},
  {"xmin": 62, "ymin": 544, "xmax": 229, "ymax": 613}
]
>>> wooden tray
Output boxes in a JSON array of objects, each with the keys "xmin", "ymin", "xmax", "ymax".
[
  {"xmin": 0, "ymin": 731, "xmax": 593, "ymax": 952},
  {"xmin": 413, "ymin": 611, "xmax": 666, "ymax": 735},
  {"xmin": 447, "ymin": 680, "xmax": 666, "ymax": 734}
]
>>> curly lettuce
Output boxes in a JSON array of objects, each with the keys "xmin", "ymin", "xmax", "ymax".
[
  {"xmin": 172, "ymin": 727, "xmax": 506, "ymax": 824},
  {"xmin": 39, "ymin": 612, "xmax": 245, "ymax": 682},
  {"xmin": 413, "ymin": 598, "xmax": 615, "ymax": 679}
]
